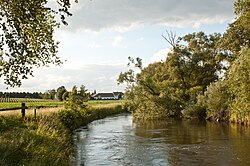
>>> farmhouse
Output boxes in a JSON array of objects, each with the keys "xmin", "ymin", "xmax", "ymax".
[{"xmin": 92, "ymin": 92, "xmax": 124, "ymax": 100}]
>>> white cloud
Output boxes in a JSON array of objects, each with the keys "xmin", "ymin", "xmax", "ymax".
[
  {"xmin": 64, "ymin": 0, "xmax": 234, "ymax": 32},
  {"xmin": 112, "ymin": 35, "xmax": 123, "ymax": 47},
  {"xmin": 193, "ymin": 22, "xmax": 201, "ymax": 29},
  {"xmin": 0, "ymin": 62, "xmax": 127, "ymax": 93},
  {"xmin": 151, "ymin": 48, "xmax": 171, "ymax": 63}
]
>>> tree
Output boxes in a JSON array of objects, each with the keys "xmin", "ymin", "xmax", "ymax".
[
  {"xmin": 214, "ymin": 0, "xmax": 250, "ymax": 123},
  {"xmin": 56, "ymin": 86, "xmax": 67, "ymax": 101},
  {"xmin": 227, "ymin": 47, "xmax": 250, "ymax": 123},
  {"xmin": 198, "ymin": 80, "xmax": 230, "ymax": 121},
  {"xmin": 48, "ymin": 89, "xmax": 56, "ymax": 100},
  {"xmin": 42, "ymin": 92, "xmax": 51, "ymax": 100},
  {"xmin": 79, "ymin": 85, "xmax": 89, "ymax": 101},
  {"xmin": 65, "ymin": 85, "xmax": 88, "ymax": 111},
  {"xmin": 119, "ymin": 32, "xmax": 227, "ymax": 119},
  {"xmin": 0, "ymin": 0, "xmax": 77, "ymax": 87},
  {"xmin": 219, "ymin": 0, "xmax": 250, "ymax": 59},
  {"xmin": 62, "ymin": 91, "xmax": 69, "ymax": 101}
]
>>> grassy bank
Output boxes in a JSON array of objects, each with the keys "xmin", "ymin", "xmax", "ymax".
[{"xmin": 0, "ymin": 101, "xmax": 126, "ymax": 166}]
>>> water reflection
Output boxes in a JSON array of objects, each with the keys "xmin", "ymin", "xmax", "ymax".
[{"xmin": 74, "ymin": 113, "xmax": 250, "ymax": 166}]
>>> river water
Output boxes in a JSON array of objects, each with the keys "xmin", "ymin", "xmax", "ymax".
[{"xmin": 74, "ymin": 113, "xmax": 250, "ymax": 166}]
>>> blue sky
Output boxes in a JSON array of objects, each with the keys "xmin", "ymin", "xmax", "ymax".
[{"xmin": 1, "ymin": 0, "xmax": 235, "ymax": 93}]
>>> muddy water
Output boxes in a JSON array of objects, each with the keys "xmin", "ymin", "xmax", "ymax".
[{"xmin": 74, "ymin": 113, "xmax": 250, "ymax": 166}]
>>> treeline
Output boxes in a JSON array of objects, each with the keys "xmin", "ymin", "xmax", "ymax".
[
  {"xmin": 43, "ymin": 85, "xmax": 91, "ymax": 101},
  {"xmin": 0, "ymin": 92, "xmax": 42, "ymax": 99},
  {"xmin": 0, "ymin": 85, "xmax": 91, "ymax": 101},
  {"xmin": 119, "ymin": 0, "xmax": 250, "ymax": 124}
]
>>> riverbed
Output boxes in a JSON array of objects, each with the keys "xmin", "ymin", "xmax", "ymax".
[{"xmin": 74, "ymin": 113, "xmax": 250, "ymax": 166}]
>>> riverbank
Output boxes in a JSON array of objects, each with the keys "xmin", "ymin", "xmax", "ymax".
[{"xmin": 0, "ymin": 101, "xmax": 126, "ymax": 166}]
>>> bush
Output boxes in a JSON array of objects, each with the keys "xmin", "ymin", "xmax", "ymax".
[
  {"xmin": 58, "ymin": 108, "xmax": 90, "ymax": 131},
  {"xmin": 182, "ymin": 104, "xmax": 206, "ymax": 119},
  {"xmin": 198, "ymin": 80, "xmax": 230, "ymax": 121}
]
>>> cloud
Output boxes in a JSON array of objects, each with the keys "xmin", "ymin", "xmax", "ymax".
[
  {"xmin": 193, "ymin": 22, "xmax": 201, "ymax": 29},
  {"xmin": 65, "ymin": 0, "xmax": 234, "ymax": 32},
  {"xmin": 0, "ymin": 62, "xmax": 127, "ymax": 93},
  {"xmin": 151, "ymin": 48, "xmax": 171, "ymax": 63},
  {"xmin": 112, "ymin": 35, "xmax": 123, "ymax": 47}
]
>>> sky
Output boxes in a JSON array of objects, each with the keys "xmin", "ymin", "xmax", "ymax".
[{"xmin": 0, "ymin": 0, "xmax": 235, "ymax": 93}]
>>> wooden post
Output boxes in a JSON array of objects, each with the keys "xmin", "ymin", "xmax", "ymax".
[
  {"xmin": 34, "ymin": 109, "xmax": 37, "ymax": 120},
  {"xmin": 21, "ymin": 103, "xmax": 25, "ymax": 118}
]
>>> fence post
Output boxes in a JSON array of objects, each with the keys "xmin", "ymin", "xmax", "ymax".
[
  {"xmin": 34, "ymin": 109, "xmax": 37, "ymax": 120},
  {"xmin": 21, "ymin": 103, "xmax": 25, "ymax": 118}
]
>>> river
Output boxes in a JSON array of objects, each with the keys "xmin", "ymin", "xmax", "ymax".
[{"xmin": 73, "ymin": 113, "xmax": 250, "ymax": 166}]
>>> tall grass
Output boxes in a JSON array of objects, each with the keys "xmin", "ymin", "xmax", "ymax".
[
  {"xmin": 0, "ymin": 114, "xmax": 71, "ymax": 166},
  {"xmin": 59, "ymin": 102, "xmax": 126, "ymax": 131},
  {"xmin": 0, "ymin": 101, "xmax": 126, "ymax": 166}
]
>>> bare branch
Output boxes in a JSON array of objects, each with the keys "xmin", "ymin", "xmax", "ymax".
[{"xmin": 162, "ymin": 30, "xmax": 177, "ymax": 49}]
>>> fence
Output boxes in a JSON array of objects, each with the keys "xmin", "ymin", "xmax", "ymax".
[{"xmin": 0, "ymin": 103, "xmax": 61, "ymax": 119}]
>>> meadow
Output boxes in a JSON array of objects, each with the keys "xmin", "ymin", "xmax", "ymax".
[
  {"xmin": 0, "ymin": 100, "xmax": 126, "ymax": 166},
  {"xmin": 0, "ymin": 98, "xmax": 63, "ymax": 109},
  {"xmin": 0, "ymin": 98, "xmax": 123, "ymax": 109}
]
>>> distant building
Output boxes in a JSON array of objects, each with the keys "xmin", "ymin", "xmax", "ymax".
[{"xmin": 92, "ymin": 92, "xmax": 124, "ymax": 100}]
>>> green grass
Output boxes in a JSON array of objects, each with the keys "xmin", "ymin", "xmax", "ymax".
[
  {"xmin": 0, "ymin": 114, "xmax": 71, "ymax": 166},
  {"xmin": 88, "ymin": 100, "xmax": 125, "ymax": 104},
  {"xmin": 0, "ymin": 100, "xmax": 127, "ymax": 166},
  {"xmin": 0, "ymin": 99, "xmax": 123, "ymax": 109},
  {"xmin": 0, "ymin": 101, "xmax": 64, "ymax": 109}
]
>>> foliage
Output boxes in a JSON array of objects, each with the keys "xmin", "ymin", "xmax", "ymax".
[
  {"xmin": 0, "ymin": 0, "xmax": 77, "ymax": 87},
  {"xmin": 218, "ymin": 0, "xmax": 250, "ymax": 59},
  {"xmin": 42, "ymin": 89, "xmax": 56, "ymax": 100},
  {"xmin": 58, "ymin": 108, "xmax": 90, "ymax": 131},
  {"xmin": 64, "ymin": 85, "xmax": 88, "ymax": 111},
  {"xmin": 181, "ymin": 103, "xmax": 206, "ymax": 119},
  {"xmin": 227, "ymin": 47, "xmax": 250, "ymax": 123},
  {"xmin": 58, "ymin": 102, "xmax": 125, "ymax": 131},
  {"xmin": 118, "ymin": 0, "xmax": 250, "ymax": 123},
  {"xmin": 62, "ymin": 91, "xmax": 69, "ymax": 101},
  {"xmin": 119, "ymin": 32, "xmax": 226, "ymax": 119},
  {"xmin": 0, "ymin": 91, "xmax": 42, "ymax": 99},
  {"xmin": 79, "ymin": 85, "xmax": 90, "ymax": 101},
  {"xmin": 56, "ymin": 86, "xmax": 67, "ymax": 101},
  {"xmin": 192, "ymin": 1, "xmax": 250, "ymax": 123},
  {"xmin": 197, "ymin": 80, "xmax": 230, "ymax": 121}
]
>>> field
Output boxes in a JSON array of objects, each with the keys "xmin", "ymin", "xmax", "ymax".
[
  {"xmin": 0, "ymin": 99, "xmax": 126, "ymax": 165},
  {"xmin": 0, "ymin": 98, "xmax": 53, "ymax": 103},
  {"xmin": 0, "ymin": 100, "xmax": 64, "ymax": 109},
  {"xmin": 0, "ymin": 99, "xmax": 124, "ymax": 117},
  {"xmin": 88, "ymin": 99, "xmax": 125, "ymax": 107},
  {"xmin": 0, "ymin": 99, "xmax": 124, "ymax": 109}
]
